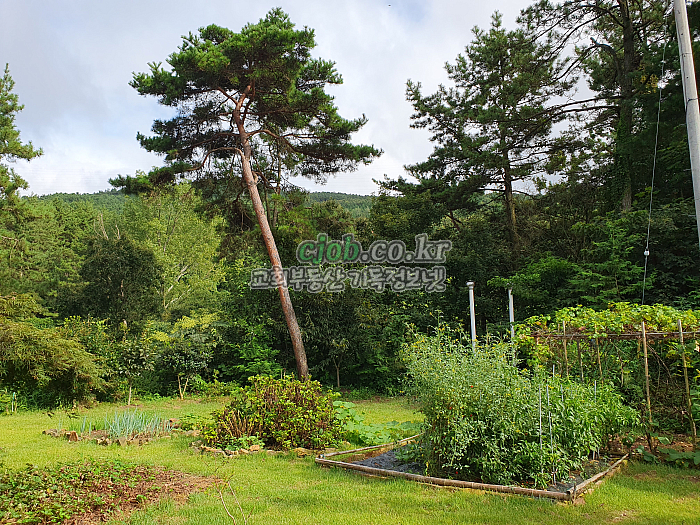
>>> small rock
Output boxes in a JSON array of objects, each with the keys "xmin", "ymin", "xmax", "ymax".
[
  {"xmin": 249, "ymin": 444, "xmax": 261, "ymax": 452},
  {"xmin": 293, "ymin": 447, "xmax": 313, "ymax": 457},
  {"xmin": 117, "ymin": 437, "xmax": 128, "ymax": 447},
  {"xmin": 67, "ymin": 431, "xmax": 79, "ymax": 442},
  {"xmin": 238, "ymin": 448, "xmax": 249, "ymax": 455}
]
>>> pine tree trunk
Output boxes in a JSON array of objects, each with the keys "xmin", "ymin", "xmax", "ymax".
[
  {"xmin": 236, "ymin": 106, "xmax": 309, "ymax": 379},
  {"xmin": 503, "ymin": 163, "xmax": 518, "ymax": 251},
  {"xmin": 618, "ymin": 0, "xmax": 635, "ymax": 211}
]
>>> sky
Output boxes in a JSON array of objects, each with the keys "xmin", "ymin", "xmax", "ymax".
[{"xmin": 1, "ymin": 0, "xmax": 533, "ymax": 197}]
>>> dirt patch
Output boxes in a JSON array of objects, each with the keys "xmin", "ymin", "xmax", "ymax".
[
  {"xmin": 64, "ymin": 468, "xmax": 213, "ymax": 525},
  {"xmin": 0, "ymin": 462, "xmax": 214, "ymax": 525},
  {"xmin": 633, "ymin": 470, "xmax": 658, "ymax": 480}
]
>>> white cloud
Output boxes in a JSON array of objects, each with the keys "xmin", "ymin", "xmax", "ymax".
[{"xmin": 0, "ymin": 0, "xmax": 533, "ymax": 196}]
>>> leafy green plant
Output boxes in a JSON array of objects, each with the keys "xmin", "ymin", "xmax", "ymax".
[
  {"xmin": 403, "ymin": 323, "xmax": 639, "ymax": 487},
  {"xmin": 334, "ymin": 401, "xmax": 421, "ymax": 446},
  {"xmin": 205, "ymin": 375, "xmax": 342, "ymax": 450},
  {"xmin": 223, "ymin": 434, "xmax": 266, "ymax": 452},
  {"xmin": 657, "ymin": 447, "xmax": 700, "ymax": 468}
]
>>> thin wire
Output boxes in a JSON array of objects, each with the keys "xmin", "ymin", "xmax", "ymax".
[{"xmin": 642, "ymin": 38, "xmax": 668, "ymax": 305}]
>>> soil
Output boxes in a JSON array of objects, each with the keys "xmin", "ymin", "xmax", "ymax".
[
  {"xmin": 353, "ymin": 448, "xmax": 425, "ymax": 474},
  {"xmin": 352, "ymin": 445, "xmax": 620, "ymax": 494},
  {"xmin": 64, "ymin": 468, "xmax": 213, "ymax": 525}
]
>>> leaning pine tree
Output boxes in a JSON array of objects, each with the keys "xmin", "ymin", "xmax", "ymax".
[{"xmin": 121, "ymin": 9, "xmax": 381, "ymax": 378}]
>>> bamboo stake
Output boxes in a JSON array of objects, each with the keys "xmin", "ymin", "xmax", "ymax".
[
  {"xmin": 563, "ymin": 321, "xmax": 569, "ymax": 378},
  {"xmin": 678, "ymin": 319, "xmax": 697, "ymax": 449},
  {"xmin": 539, "ymin": 387, "xmax": 543, "ymax": 451},
  {"xmin": 616, "ymin": 343, "xmax": 624, "ymax": 387},
  {"xmin": 594, "ymin": 333, "xmax": 603, "ymax": 381},
  {"xmin": 642, "ymin": 321, "xmax": 653, "ymax": 426},
  {"xmin": 578, "ymin": 341, "xmax": 584, "ymax": 383}
]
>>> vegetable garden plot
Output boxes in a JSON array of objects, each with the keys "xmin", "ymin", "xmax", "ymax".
[
  {"xmin": 315, "ymin": 439, "xmax": 628, "ymax": 502},
  {"xmin": 398, "ymin": 324, "xmax": 638, "ymax": 490}
]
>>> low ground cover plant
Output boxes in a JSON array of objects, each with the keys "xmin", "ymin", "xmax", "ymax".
[
  {"xmin": 334, "ymin": 400, "xmax": 421, "ymax": 446},
  {"xmin": 0, "ymin": 460, "xmax": 175, "ymax": 524},
  {"xmin": 403, "ymin": 324, "xmax": 639, "ymax": 487},
  {"xmin": 203, "ymin": 375, "xmax": 343, "ymax": 450}
]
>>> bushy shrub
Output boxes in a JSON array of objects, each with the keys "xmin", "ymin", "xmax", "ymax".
[
  {"xmin": 0, "ymin": 294, "xmax": 104, "ymax": 407},
  {"xmin": 204, "ymin": 375, "xmax": 342, "ymax": 450},
  {"xmin": 403, "ymin": 324, "xmax": 639, "ymax": 487}
]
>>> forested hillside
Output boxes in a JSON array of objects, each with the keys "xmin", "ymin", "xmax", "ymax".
[{"xmin": 2, "ymin": 2, "xmax": 699, "ymax": 406}]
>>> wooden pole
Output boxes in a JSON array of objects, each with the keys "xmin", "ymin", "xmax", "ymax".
[
  {"xmin": 595, "ymin": 336, "xmax": 603, "ymax": 382},
  {"xmin": 578, "ymin": 341, "xmax": 584, "ymax": 383},
  {"xmin": 563, "ymin": 321, "xmax": 569, "ymax": 379},
  {"xmin": 678, "ymin": 319, "xmax": 697, "ymax": 449},
  {"xmin": 642, "ymin": 321, "xmax": 653, "ymax": 426}
]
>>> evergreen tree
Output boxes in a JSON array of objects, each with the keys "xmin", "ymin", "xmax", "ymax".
[
  {"xmin": 119, "ymin": 9, "xmax": 381, "ymax": 378},
  {"xmin": 519, "ymin": 0, "xmax": 671, "ymax": 210},
  {"xmin": 0, "ymin": 64, "xmax": 42, "ymax": 291},
  {"xmin": 397, "ymin": 13, "xmax": 575, "ymax": 252}
]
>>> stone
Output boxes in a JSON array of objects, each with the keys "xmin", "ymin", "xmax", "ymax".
[
  {"xmin": 293, "ymin": 447, "xmax": 313, "ymax": 457},
  {"xmin": 249, "ymin": 444, "xmax": 261, "ymax": 452},
  {"xmin": 67, "ymin": 431, "xmax": 79, "ymax": 442},
  {"xmin": 117, "ymin": 437, "xmax": 128, "ymax": 447}
]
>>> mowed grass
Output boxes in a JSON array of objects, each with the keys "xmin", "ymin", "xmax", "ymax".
[{"xmin": 1, "ymin": 396, "xmax": 699, "ymax": 524}]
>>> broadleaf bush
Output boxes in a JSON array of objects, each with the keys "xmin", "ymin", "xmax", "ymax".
[
  {"xmin": 403, "ymin": 324, "xmax": 639, "ymax": 487},
  {"xmin": 204, "ymin": 375, "xmax": 342, "ymax": 450}
]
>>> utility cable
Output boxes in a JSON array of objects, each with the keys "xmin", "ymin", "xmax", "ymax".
[{"xmin": 642, "ymin": 38, "xmax": 669, "ymax": 305}]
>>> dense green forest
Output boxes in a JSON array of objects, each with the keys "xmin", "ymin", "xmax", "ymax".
[{"xmin": 2, "ymin": 2, "xmax": 700, "ymax": 406}]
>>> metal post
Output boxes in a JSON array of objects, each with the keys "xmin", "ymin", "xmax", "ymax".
[
  {"xmin": 467, "ymin": 281, "xmax": 476, "ymax": 351},
  {"xmin": 674, "ymin": 0, "xmax": 700, "ymax": 250},
  {"xmin": 508, "ymin": 286, "xmax": 515, "ymax": 340}
]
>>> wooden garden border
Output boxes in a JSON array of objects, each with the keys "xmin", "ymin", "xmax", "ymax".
[{"xmin": 315, "ymin": 437, "xmax": 628, "ymax": 502}]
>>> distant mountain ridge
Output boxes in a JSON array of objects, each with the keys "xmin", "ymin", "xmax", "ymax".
[{"xmin": 37, "ymin": 189, "xmax": 374, "ymax": 218}]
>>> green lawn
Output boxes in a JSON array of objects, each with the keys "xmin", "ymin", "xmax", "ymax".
[{"xmin": 1, "ymin": 397, "xmax": 699, "ymax": 524}]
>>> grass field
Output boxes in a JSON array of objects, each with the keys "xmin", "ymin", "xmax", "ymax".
[{"xmin": 1, "ymin": 396, "xmax": 699, "ymax": 524}]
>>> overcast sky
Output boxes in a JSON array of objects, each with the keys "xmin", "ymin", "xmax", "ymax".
[{"xmin": 1, "ymin": 0, "xmax": 533, "ymax": 196}]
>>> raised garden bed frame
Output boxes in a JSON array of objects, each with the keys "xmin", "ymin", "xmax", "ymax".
[{"xmin": 315, "ymin": 436, "xmax": 628, "ymax": 502}]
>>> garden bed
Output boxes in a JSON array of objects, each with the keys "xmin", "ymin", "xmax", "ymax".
[{"xmin": 315, "ymin": 437, "xmax": 628, "ymax": 502}]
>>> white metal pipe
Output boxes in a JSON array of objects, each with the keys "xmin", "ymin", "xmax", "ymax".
[
  {"xmin": 467, "ymin": 281, "xmax": 476, "ymax": 350},
  {"xmin": 674, "ymin": 0, "xmax": 700, "ymax": 250},
  {"xmin": 508, "ymin": 286, "xmax": 515, "ymax": 340}
]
